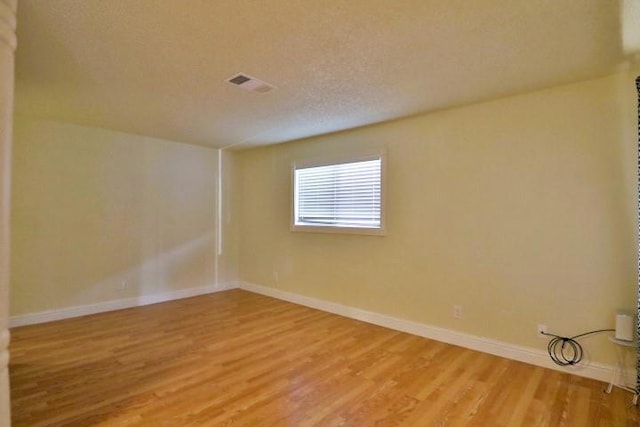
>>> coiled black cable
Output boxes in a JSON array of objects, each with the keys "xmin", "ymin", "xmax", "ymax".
[{"xmin": 541, "ymin": 329, "xmax": 615, "ymax": 366}]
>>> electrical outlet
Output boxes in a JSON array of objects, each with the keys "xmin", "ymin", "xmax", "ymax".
[
  {"xmin": 119, "ymin": 280, "xmax": 127, "ymax": 291},
  {"xmin": 453, "ymin": 305, "xmax": 463, "ymax": 319},
  {"xmin": 537, "ymin": 324, "xmax": 547, "ymax": 338}
]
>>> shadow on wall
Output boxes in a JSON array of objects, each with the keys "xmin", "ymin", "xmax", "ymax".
[
  {"xmin": 75, "ymin": 232, "xmax": 218, "ymax": 305},
  {"xmin": 9, "ymin": 116, "xmax": 220, "ymax": 317}
]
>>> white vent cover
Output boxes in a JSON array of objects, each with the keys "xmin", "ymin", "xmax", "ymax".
[{"xmin": 225, "ymin": 73, "xmax": 276, "ymax": 93}]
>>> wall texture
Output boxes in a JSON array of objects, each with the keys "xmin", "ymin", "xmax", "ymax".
[
  {"xmin": 10, "ymin": 116, "xmax": 221, "ymax": 316},
  {"xmin": 236, "ymin": 71, "xmax": 639, "ymax": 365},
  {"xmin": 9, "ymin": 70, "xmax": 639, "ymax": 367}
]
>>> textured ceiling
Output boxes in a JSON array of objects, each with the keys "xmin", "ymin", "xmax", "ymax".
[{"xmin": 13, "ymin": 0, "xmax": 634, "ymax": 149}]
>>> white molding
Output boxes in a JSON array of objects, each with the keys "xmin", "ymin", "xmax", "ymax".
[
  {"xmin": 238, "ymin": 281, "xmax": 623, "ymax": 386},
  {"xmin": 9, "ymin": 280, "xmax": 629, "ymax": 387},
  {"xmin": 9, "ymin": 282, "xmax": 239, "ymax": 328}
]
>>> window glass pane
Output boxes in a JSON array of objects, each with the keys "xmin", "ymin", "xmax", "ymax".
[{"xmin": 294, "ymin": 158, "xmax": 381, "ymax": 229}]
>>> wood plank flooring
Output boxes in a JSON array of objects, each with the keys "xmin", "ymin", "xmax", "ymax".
[{"xmin": 9, "ymin": 289, "xmax": 639, "ymax": 426}]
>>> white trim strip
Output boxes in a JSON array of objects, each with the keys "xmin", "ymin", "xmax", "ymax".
[
  {"xmin": 10, "ymin": 280, "xmax": 629, "ymax": 387},
  {"xmin": 238, "ymin": 281, "xmax": 624, "ymax": 386},
  {"xmin": 216, "ymin": 149, "xmax": 223, "ymax": 257},
  {"xmin": 9, "ymin": 282, "xmax": 238, "ymax": 328}
]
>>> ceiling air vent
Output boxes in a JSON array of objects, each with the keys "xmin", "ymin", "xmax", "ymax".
[{"xmin": 225, "ymin": 73, "xmax": 276, "ymax": 93}]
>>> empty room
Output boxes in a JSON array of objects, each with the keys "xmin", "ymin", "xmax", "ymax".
[{"xmin": 2, "ymin": 0, "xmax": 640, "ymax": 425}]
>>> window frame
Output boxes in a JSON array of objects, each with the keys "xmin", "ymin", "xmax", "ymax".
[{"xmin": 290, "ymin": 150, "xmax": 386, "ymax": 236}]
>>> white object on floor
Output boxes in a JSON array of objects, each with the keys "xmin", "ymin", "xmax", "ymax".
[{"xmin": 606, "ymin": 336, "xmax": 639, "ymax": 405}]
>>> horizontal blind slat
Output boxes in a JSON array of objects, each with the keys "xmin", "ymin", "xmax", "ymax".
[{"xmin": 295, "ymin": 158, "xmax": 381, "ymax": 228}]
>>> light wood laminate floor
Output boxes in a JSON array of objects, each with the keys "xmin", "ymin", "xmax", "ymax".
[{"xmin": 9, "ymin": 289, "xmax": 639, "ymax": 426}]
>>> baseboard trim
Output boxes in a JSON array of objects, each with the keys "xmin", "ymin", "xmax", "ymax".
[
  {"xmin": 9, "ymin": 282, "xmax": 239, "ymax": 328},
  {"xmin": 9, "ymin": 281, "xmax": 626, "ymax": 386},
  {"xmin": 238, "ymin": 281, "xmax": 620, "ymax": 385}
]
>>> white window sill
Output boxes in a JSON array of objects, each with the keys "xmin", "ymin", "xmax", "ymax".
[{"xmin": 291, "ymin": 223, "xmax": 385, "ymax": 236}]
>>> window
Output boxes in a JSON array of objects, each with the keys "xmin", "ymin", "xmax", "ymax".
[{"xmin": 292, "ymin": 152, "xmax": 385, "ymax": 235}]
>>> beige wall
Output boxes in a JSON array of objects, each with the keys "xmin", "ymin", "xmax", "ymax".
[
  {"xmin": 236, "ymin": 71, "xmax": 639, "ymax": 364},
  {"xmin": 10, "ymin": 116, "xmax": 222, "ymax": 316},
  {"xmin": 9, "ymin": 70, "xmax": 639, "ymax": 365},
  {"xmin": 220, "ymin": 150, "xmax": 240, "ymax": 284}
]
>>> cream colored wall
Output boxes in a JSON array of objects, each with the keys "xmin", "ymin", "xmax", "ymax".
[
  {"xmin": 219, "ymin": 150, "xmax": 240, "ymax": 283},
  {"xmin": 10, "ymin": 116, "xmax": 222, "ymax": 316},
  {"xmin": 236, "ymin": 71, "xmax": 639, "ymax": 365}
]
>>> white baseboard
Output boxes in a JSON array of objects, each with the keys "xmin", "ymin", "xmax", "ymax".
[
  {"xmin": 9, "ymin": 280, "xmax": 629, "ymax": 387},
  {"xmin": 238, "ymin": 281, "xmax": 624, "ymax": 386},
  {"xmin": 9, "ymin": 282, "xmax": 238, "ymax": 328}
]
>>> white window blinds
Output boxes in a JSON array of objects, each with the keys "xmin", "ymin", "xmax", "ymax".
[{"xmin": 294, "ymin": 157, "xmax": 382, "ymax": 229}]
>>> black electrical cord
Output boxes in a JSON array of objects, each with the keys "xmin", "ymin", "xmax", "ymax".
[{"xmin": 541, "ymin": 329, "xmax": 615, "ymax": 366}]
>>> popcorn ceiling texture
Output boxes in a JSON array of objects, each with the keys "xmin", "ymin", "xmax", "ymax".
[{"xmin": 14, "ymin": 1, "xmax": 625, "ymax": 149}]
